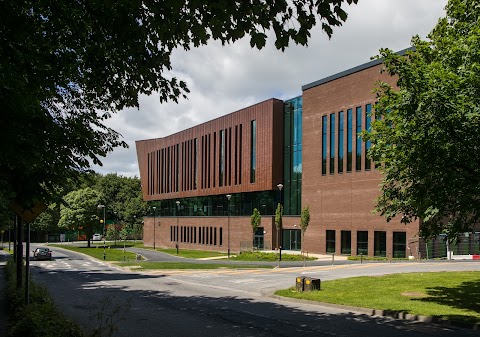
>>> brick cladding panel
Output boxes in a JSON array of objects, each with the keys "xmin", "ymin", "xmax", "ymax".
[{"xmin": 136, "ymin": 99, "xmax": 284, "ymax": 201}]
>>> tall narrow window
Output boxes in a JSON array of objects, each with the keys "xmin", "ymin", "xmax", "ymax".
[
  {"xmin": 250, "ymin": 120, "xmax": 256, "ymax": 183},
  {"xmin": 347, "ymin": 109, "xmax": 352, "ymax": 172},
  {"xmin": 239, "ymin": 124, "xmax": 242, "ymax": 184},
  {"xmin": 356, "ymin": 106, "xmax": 362, "ymax": 171},
  {"xmin": 322, "ymin": 115, "xmax": 327, "ymax": 175},
  {"xmin": 194, "ymin": 138, "xmax": 197, "ymax": 189},
  {"xmin": 219, "ymin": 130, "xmax": 224, "ymax": 187},
  {"xmin": 365, "ymin": 104, "xmax": 372, "ymax": 170},
  {"xmin": 357, "ymin": 231, "xmax": 368, "ymax": 255},
  {"xmin": 341, "ymin": 230, "xmax": 351, "ymax": 254},
  {"xmin": 374, "ymin": 231, "xmax": 386, "ymax": 257},
  {"xmin": 213, "ymin": 132, "xmax": 216, "ymax": 188},
  {"xmin": 393, "ymin": 232, "xmax": 406, "ymax": 258},
  {"xmin": 330, "ymin": 113, "xmax": 335, "ymax": 174},
  {"xmin": 326, "ymin": 230, "xmax": 336, "ymax": 253},
  {"xmin": 338, "ymin": 111, "xmax": 344, "ymax": 173}
]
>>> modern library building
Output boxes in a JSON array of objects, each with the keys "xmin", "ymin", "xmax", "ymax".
[{"xmin": 136, "ymin": 50, "xmax": 474, "ymax": 258}]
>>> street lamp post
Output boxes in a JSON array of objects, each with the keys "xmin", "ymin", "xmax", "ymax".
[
  {"xmin": 152, "ymin": 206, "xmax": 157, "ymax": 250},
  {"xmin": 175, "ymin": 201, "xmax": 180, "ymax": 255},
  {"xmin": 226, "ymin": 194, "xmax": 232, "ymax": 258},
  {"xmin": 97, "ymin": 204, "xmax": 106, "ymax": 260},
  {"xmin": 277, "ymin": 183, "xmax": 283, "ymax": 262},
  {"xmin": 114, "ymin": 211, "xmax": 118, "ymax": 246}
]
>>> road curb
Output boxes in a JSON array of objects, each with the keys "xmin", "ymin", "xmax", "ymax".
[{"xmin": 270, "ymin": 294, "xmax": 480, "ymax": 331}]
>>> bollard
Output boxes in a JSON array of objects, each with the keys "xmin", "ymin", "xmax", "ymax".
[
  {"xmin": 331, "ymin": 253, "xmax": 335, "ymax": 265},
  {"xmin": 360, "ymin": 254, "xmax": 363, "ymax": 264}
]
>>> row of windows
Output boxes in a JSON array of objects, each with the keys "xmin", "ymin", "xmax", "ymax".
[
  {"xmin": 170, "ymin": 225, "xmax": 223, "ymax": 246},
  {"xmin": 326, "ymin": 230, "xmax": 406, "ymax": 258},
  {"xmin": 147, "ymin": 144, "xmax": 181, "ymax": 195},
  {"xmin": 321, "ymin": 103, "xmax": 373, "ymax": 175},
  {"xmin": 147, "ymin": 120, "xmax": 258, "ymax": 196}
]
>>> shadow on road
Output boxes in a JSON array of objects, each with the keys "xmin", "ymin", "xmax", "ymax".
[{"xmin": 29, "ymin": 264, "xmax": 477, "ymax": 337}]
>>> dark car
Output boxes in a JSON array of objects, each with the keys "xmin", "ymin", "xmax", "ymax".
[{"xmin": 33, "ymin": 247, "xmax": 52, "ymax": 261}]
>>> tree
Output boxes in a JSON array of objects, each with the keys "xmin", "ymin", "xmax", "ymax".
[
  {"xmin": 275, "ymin": 203, "xmax": 284, "ymax": 249},
  {"xmin": 31, "ymin": 203, "xmax": 61, "ymax": 242},
  {"xmin": 1, "ymin": 0, "xmax": 357, "ymax": 207},
  {"xmin": 59, "ymin": 187, "xmax": 102, "ymax": 247},
  {"xmin": 300, "ymin": 205, "xmax": 310, "ymax": 266},
  {"xmin": 250, "ymin": 208, "xmax": 261, "ymax": 251},
  {"xmin": 300, "ymin": 205, "xmax": 310, "ymax": 247},
  {"xmin": 363, "ymin": 0, "xmax": 480, "ymax": 241}
]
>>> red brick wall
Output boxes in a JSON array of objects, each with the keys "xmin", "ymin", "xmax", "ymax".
[{"xmin": 302, "ymin": 64, "xmax": 420, "ymax": 257}]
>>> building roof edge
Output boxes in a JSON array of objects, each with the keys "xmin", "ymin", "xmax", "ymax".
[{"xmin": 301, "ymin": 47, "xmax": 414, "ymax": 91}]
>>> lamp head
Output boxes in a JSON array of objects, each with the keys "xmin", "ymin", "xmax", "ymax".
[
  {"xmin": 226, "ymin": 194, "xmax": 232, "ymax": 200},
  {"xmin": 277, "ymin": 183, "xmax": 283, "ymax": 191}
]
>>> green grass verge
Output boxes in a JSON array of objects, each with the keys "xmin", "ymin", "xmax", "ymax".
[
  {"xmin": 230, "ymin": 251, "xmax": 316, "ymax": 261},
  {"xmin": 117, "ymin": 261, "xmax": 273, "ymax": 270},
  {"xmin": 124, "ymin": 243, "xmax": 229, "ymax": 259},
  {"xmin": 153, "ymin": 248, "xmax": 227, "ymax": 259},
  {"xmin": 5, "ymin": 260, "xmax": 85, "ymax": 336},
  {"xmin": 49, "ymin": 244, "xmax": 137, "ymax": 261},
  {"xmin": 275, "ymin": 271, "xmax": 480, "ymax": 323}
]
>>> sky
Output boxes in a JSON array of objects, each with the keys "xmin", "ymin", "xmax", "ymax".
[{"xmin": 92, "ymin": 0, "xmax": 448, "ymax": 178}]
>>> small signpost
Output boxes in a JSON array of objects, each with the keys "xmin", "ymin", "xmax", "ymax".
[{"xmin": 10, "ymin": 199, "xmax": 47, "ymax": 305}]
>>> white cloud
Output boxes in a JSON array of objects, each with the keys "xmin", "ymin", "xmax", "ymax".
[{"xmin": 92, "ymin": 0, "xmax": 447, "ymax": 177}]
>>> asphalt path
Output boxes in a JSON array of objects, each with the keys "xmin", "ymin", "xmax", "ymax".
[
  {"xmin": 9, "ymin": 244, "xmax": 476, "ymax": 336},
  {"xmin": 125, "ymin": 246, "xmax": 352, "ymax": 267}
]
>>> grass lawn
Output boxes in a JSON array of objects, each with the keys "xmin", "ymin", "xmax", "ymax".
[
  {"xmin": 117, "ymin": 261, "xmax": 273, "ymax": 270},
  {"xmin": 153, "ymin": 248, "xmax": 227, "ymax": 259},
  {"xmin": 230, "ymin": 251, "xmax": 316, "ymax": 262},
  {"xmin": 49, "ymin": 244, "xmax": 137, "ymax": 261},
  {"xmin": 275, "ymin": 271, "xmax": 480, "ymax": 323}
]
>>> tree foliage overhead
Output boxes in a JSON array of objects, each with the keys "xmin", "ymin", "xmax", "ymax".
[
  {"xmin": 0, "ymin": 0, "xmax": 357, "ymax": 206},
  {"xmin": 364, "ymin": 0, "xmax": 480, "ymax": 240}
]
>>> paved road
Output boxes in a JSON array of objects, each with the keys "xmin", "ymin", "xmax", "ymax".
[{"xmin": 21, "ymin": 245, "xmax": 480, "ymax": 336}]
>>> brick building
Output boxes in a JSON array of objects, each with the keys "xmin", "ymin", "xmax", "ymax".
[{"xmin": 136, "ymin": 50, "xmax": 425, "ymax": 258}]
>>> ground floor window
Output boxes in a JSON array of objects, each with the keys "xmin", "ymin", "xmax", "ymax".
[
  {"xmin": 326, "ymin": 230, "xmax": 335, "ymax": 253},
  {"xmin": 341, "ymin": 230, "xmax": 351, "ymax": 254},
  {"xmin": 374, "ymin": 231, "xmax": 386, "ymax": 257},
  {"xmin": 357, "ymin": 231, "xmax": 368, "ymax": 255},
  {"xmin": 393, "ymin": 232, "xmax": 406, "ymax": 258}
]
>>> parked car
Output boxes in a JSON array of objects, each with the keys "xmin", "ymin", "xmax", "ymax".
[
  {"xmin": 33, "ymin": 247, "xmax": 52, "ymax": 261},
  {"xmin": 92, "ymin": 234, "xmax": 102, "ymax": 241}
]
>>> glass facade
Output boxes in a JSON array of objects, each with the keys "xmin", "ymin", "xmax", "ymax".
[
  {"xmin": 283, "ymin": 96, "xmax": 302, "ymax": 216},
  {"xmin": 152, "ymin": 190, "xmax": 277, "ymax": 217}
]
